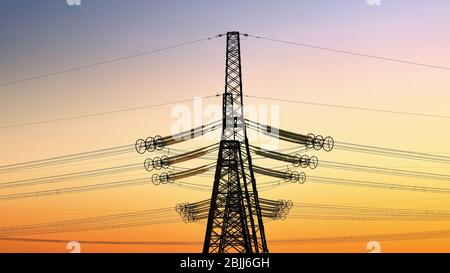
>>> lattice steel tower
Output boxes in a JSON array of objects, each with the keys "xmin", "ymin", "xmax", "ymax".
[{"xmin": 203, "ymin": 31, "xmax": 268, "ymax": 253}]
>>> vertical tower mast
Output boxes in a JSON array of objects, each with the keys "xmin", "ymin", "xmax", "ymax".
[{"xmin": 203, "ymin": 31, "xmax": 268, "ymax": 253}]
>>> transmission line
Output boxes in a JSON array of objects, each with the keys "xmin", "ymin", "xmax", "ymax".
[
  {"xmin": 244, "ymin": 33, "xmax": 450, "ymax": 71},
  {"xmin": 0, "ymin": 34, "xmax": 224, "ymax": 88},
  {"xmin": 5, "ymin": 228, "xmax": 450, "ymax": 246},
  {"xmin": 0, "ymin": 95, "xmax": 219, "ymax": 129},
  {"xmin": 320, "ymin": 160, "xmax": 450, "ymax": 182},
  {"xmin": 0, "ymin": 121, "xmax": 220, "ymax": 174},
  {"xmin": 334, "ymin": 141, "xmax": 450, "ymax": 164},
  {"xmin": 3, "ymin": 202, "xmax": 450, "ymax": 238},
  {"xmin": 245, "ymin": 95, "xmax": 450, "ymax": 120}
]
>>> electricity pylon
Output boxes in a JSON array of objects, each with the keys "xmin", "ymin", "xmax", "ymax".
[
  {"xmin": 135, "ymin": 31, "xmax": 334, "ymax": 254},
  {"xmin": 203, "ymin": 31, "xmax": 268, "ymax": 253}
]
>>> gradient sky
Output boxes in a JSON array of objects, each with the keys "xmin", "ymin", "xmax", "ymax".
[{"xmin": 0, "ymin": 0, "xmax": 450, "ymax": 253}]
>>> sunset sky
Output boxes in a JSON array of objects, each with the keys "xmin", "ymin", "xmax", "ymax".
[{"xmin": 1, "ymin": 0, "xmax": 450, "ymax": 253}]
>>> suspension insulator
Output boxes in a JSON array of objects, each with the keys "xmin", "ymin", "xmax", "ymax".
[
  {"xmin": 144, "ymin": 158, "xmax": 153, "ymax": 172},
  {"xmin": 323, "ymin": 136, "xmax": 334, "ymax": 152},
  {"xmin": 167, "ymin": 171, "xmax": 174, "ymax": 183},
  {"xmin": 314, "ymin": 135, "xmax": 324, "ymax": 150},
  {"xmin": 299, "ymin": 172, "xmax": 306, "ymax": 184},
  {"xmin": 182, "ymin": 215, "xmax": 195, "ymax": 223},
  {"xmin": 292, "ymin": 171, "xmax": 300, "ymax": 183},
  {"xmin": 306, "ymin": 133, "xmax": 315, "ymax": 149},
  {"xmin": 160, "ymin": 172, "xmax": 168, "ymax": 184},
  {"xmin": 309, "ymin": 156, "xmax": 318, "ymax": 169},
  {"xmin": 161, "ymin": 155, "xmax": 170, "ymax": 169},
  {"xmin": 287, "ymin": 200, "xmax": 293, "ymax": 209},
  {"xmin": 300, "ymin": 155, "xmax": 310, "ymax": 168},
  {"xmin": 145, "ymin": 137, "xmax": 155, "ymax": 152},
  {"xmin": 293, "ymin": 154, "xmax": 301, "ymax": 167},
  {"xmin": 135, "ymin": 139, "xmax": 147, "ymax": 154},
  {"xmin": 175, "ymin": 204, "xmax": 182, "ymax": 213},
  {"xmin": 154, "ymin": 135, "xmax": 165, "ymax": 150},
  {"xmin": 153, "ymin": 157, "xmax": 162, "ymax": 170},
  {"xmin": 273, "ymin": 213, "xmax": 280, "ymax": 220},
  {"xmin": 277, "ymin": 199, "xmax": 285, "ymax": 210},
  {"xmin": 151, "ymin": 173, "xmax": 160, "ymax": 185},
  {"xmin": 180, "ymin": 203, "xmax": 188, "ymax": 213},
  {"xmin": 285, "ymin": 170, "xmax": 293, "ymax": 182}
]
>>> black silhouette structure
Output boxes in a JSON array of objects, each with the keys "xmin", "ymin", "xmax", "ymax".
[{"xmin": 135, "ymin": 31, "xmax": 334, "ymax": 253}]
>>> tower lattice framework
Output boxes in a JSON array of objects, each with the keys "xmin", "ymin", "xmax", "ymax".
[{"xmin": 203, "ymin": 31, "xmax": 268, "ymax": 253}]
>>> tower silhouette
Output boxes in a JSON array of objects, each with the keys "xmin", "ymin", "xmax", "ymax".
[
  {"xmin": 203, "ymin": 31, "xmax": 268, "ymax": 253},
  {"xmin": 136, "ymin": 31, "xmax": 334, "ymax": 254}
]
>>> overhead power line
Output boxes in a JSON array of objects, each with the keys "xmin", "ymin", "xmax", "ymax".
[
  {"xmin": 244, "ymin": 33, "xmax": 450, "ymax": 71},
  {"xmin": 0, "ymin": 144, "xmax": 135, "ymax": 173},
  {"xmin": 2, "ymin": 202, "xmax": 449, "ymax": 238},
  {"xmin": 246, "ymin": 95, "xmax": 450, "ymax": 120},
  {"xmin": 0, "ymin": 237, "xmax": 201, "ymax": 246},
  {"xmin": 4, "ymin": 227, "xmax": 450, "ymax": 246},
  {"xmin": 0, "ymin": 34, "xmax": 224, "ymax": 88},
  {"xmin": 0, "ymin": 122, "xmax": 219, "ymax": 173},
  {"xmin": 335, "ymin": 141, "xmax": 450, "ymax": 164},
  {"xmin": 274, "ymin": 229, "xmax": 450, "ymax": 244},
  {"xmin": 320, "ymin": 160, "xmax": 450, "ymax": 182},
  {"xmin": 0, "ymin": 94, "xmax": 218, "ymax": 129}
]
